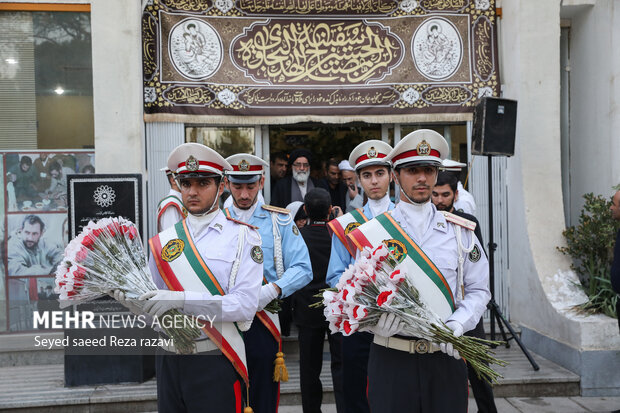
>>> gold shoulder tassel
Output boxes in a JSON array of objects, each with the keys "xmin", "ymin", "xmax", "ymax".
[{"xmin": 273, "ymin": 351, "xmax": 289, "ymax": 382}]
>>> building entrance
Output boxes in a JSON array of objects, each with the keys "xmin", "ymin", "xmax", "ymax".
[{"xmin": 147, "ymin": 120, "xmax": 508, "ymax": 317}]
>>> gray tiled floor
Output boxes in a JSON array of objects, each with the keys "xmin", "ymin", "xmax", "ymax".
[{"xmin": 279, "ymin": 397, "xmax": 620, "ymax": 412}]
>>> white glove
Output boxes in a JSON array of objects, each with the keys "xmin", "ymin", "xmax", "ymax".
[
  {"xmin": 439, "ymin": 320, "xmax": 463, "ymax": 360},
  {"xmin": 257, "ymin": 283, "xmax": 279, "ymax": 312},
  {"xmin": 109, "ymin": 289, "xmax": 142, "ymax": 315},
  {"xmin": 139, "ymin": 290, "xmax": 185, "ymax": 318},
  {"xmin": 370, "ymin": 313, "xmax": 405, "ymax": 337}
]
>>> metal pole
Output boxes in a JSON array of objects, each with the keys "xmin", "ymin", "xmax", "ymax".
[{"xmin": 488, "ymin": 156, "xmax": 496, "ymax": 341}]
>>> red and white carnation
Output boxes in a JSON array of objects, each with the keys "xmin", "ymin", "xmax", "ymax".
[
  {"xmin": 53, "ymin": 217, "xmax": 200, "ymax": 353},
  {"xmin": 321, "ymin": 243, "xmax": 506, "ymax": 384}
]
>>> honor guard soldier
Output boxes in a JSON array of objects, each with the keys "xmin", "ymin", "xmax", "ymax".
[
  {"xmin": 224, "ymin": 153, "xmax": 312, "ymax": 413},
  {"xmin": 325, "ymin": 139, "xmax": 394, "ymax": 413},
  {"xmin": 348, "ymin": 130, "xmax": 491, "ymax": 413},
  {"xmin": 117, "ymin": 143, "xmax": 263, "ymax": 412},
  {"xmin": 156, "ymin": 166, "xmax": 187, "ymax": 232}
]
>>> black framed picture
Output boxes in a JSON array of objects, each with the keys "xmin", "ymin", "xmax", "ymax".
[{"xmin": 67, "ymin": 174, "xmax": 143, "ymax": 240}]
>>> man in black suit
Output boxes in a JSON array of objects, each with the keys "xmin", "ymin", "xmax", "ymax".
[
  {"xmin": 317, "ymin": 158, "xmax": 347, "ymax": 212},
  {"xmin": 270, "ymin": 151, "xmax": 288, "ymax": 200},
  {"xmin": 432, "ymin": 171, "xmax": 498, "ymax": 413},
  {"xmin": 293, "ymin": 188, "xmax": 344, "ymax": 413}
]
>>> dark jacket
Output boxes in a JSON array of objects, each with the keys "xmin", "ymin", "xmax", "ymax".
[
  {"xmin": 612, "ymin": 229, "xmax": 620, "ymax": 294},
  {"xmin": 293, "ymin": 221, "xmax": 331, "ymax": 327},
  {"xmin": 317, "ymin": 178, "xmax": 348, "ymax": 212},
  {"xmin": 271, "ymin": 175, "xmax": 317, "ymax": 208}
]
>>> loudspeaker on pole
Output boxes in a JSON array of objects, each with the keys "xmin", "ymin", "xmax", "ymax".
[{"xmin": 472, "ymin": 97, "xmax": 518, "ymax": 157}]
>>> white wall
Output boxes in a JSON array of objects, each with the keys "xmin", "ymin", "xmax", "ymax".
[
  {"xmin": 502, "ymin": 0, "xmax": 620, "ymax": 351},
  {"xmin": 91, "ymin": 0, "xmax": 144, "ymax": 174},
  {"xmin": 0, "ymin": 0, "xmax": 145, "ymax": 174},
  {"xmin": 567, "ymin": 1, "xmax": 620, "ymax": 222}
]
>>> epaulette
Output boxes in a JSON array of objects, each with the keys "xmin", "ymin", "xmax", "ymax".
[
  {"xmin": 261, "ymin": 204, "xmax": 290, "ymax": 214},
  {"xmin": 440, "ymin": 211, "xmax": 476, "ymax": 231},
  {"xmin": 226, "ymin": 216, "xmax": 259, "ymax": 230}
]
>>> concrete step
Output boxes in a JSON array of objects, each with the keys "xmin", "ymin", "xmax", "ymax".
[
  {"xmin": 491, "ymin": 344, "xmax": 580, "ymax": 397},
  {"xmin": 0, "ymin": 364, "xmax": 157, "ymax": 413},
  {"xmin": 0, "ymin": 332, "xmax": 64, "ymax": 367},
  {"xmin": 0, "ymin": 343, "xmax": 579, "ymax": 412}
]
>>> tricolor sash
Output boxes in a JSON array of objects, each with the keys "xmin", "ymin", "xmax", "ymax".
[
  {"xmin": 224, "ymin": 208, "xmax": 282, "ymax": 346},
  {"xmin": 157, "ymin": 196, "xmax": 186, "ymax": 228},
  {"xmin": 347, "ymin": 212, "xmax": 456, "ymax": 321},
  {"xmin": 327, "ymin": 208, "xmax": 369, "ymax": 257},
  {"xmin": 149, "ymin": 220, "xmax": 249, "ymax": 385}
]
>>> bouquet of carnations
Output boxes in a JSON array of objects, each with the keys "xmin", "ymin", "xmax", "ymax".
[
  {"xmin": 322, "ymin": 243, "xmax": 507, "ymax": 384},
  {"xmin": 54, "ymin": 217, "xmax": 201, "ymax": 354}
]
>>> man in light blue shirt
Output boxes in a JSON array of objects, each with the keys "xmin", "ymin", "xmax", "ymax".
[{"xmin": 225, "ymin": 153, "xmax": 312, "ymax": 413}]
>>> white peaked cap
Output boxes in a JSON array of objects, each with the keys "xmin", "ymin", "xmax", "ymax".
[
  {"xmin": 225, "ymin": 153, "xmax": 269, "ymax": 183},
  {"xmin": 167, "ymin": 142, "xmax": 232, "ymax": 177},
  {"xmin": 348, "ymin": 140, "xmax": 393, "ymax": 171},
  {"xmin": 386, "ymin": 129, "xmax": 448, "ymax": 168},
  {"xmin": 441, "ymin": 159, "xmax": 467, "ymax": 171}
]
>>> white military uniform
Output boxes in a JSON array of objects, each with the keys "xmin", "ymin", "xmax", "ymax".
[
  {"xmin": 157, "ymin": 188, "xmax": 185, "ymax": 232},
  {"xmin": 455, "ymin": 181, "xmax": 476, "ymax": 216},
  {"xmin": 389, "ymin": 203, "xmax": 489, "ymax": 331},
  {"xmin": 364, "ymin": 130, "xmax": 491, "ymax": 413},
  {"xmin": 146, "ymin": 142, "xmax": 263, "ymax": 413},
  {"xmin": 148, "ymin": 212, "xmax": 262, "ymax": 323}
]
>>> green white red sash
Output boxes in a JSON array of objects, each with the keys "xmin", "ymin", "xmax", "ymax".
[
  {"xmin": 157, "ymin": 196, "xmax": 186, "ymax": 227},
  {"xmin": 223, "ymin": 208, "xmax": 282, "ymax": 347},
  {"xmin": 149, "ymin": 220, "xmax": 249, "ymax": 385},
  {"xmin": 347, "ymin": 212, "xmax": 456, "ymax": 321},
  {"xmin": 327, "ymin": 208, "xmax": 369, "ymax": 257}
]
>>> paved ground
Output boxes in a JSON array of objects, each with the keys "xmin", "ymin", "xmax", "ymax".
[{"xmin": 279, "ymin": 397, "xmax": 620, "ymax": 412}]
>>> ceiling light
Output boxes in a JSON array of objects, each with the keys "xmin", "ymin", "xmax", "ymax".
[{"xmin": 54, "ymin": 87, "xmax": 65, "ymax": 95}]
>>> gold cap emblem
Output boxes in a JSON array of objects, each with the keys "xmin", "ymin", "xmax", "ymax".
[
  {"xmin": 186, "ymin": 155, "xmax": 199, "ymax": 171},
  {"xmin": 367, "ymin": 146, "xmax": 377, "ymax": 158},
  {"xmin": 238, "ymin": 159, "xmax": 250, "ymax": 172},
  {"xmin": 416, "ymin": 140, "xmax": 431, "ymax": 156}
]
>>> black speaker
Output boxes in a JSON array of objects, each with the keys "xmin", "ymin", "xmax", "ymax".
[{"xmin": 472, "ymin": 97, "xmax": 518, "ymax": 156}]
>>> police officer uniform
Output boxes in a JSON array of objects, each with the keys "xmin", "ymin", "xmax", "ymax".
[
  {"xmin": 156, "ymin": 167, "xmax": 187, "ymax": 232},
  {"xmin": 224, "ymin": 153, "xmax": 312, "ymax": 413},
  {"xmin": 325, "ymin": 140, "xmax": 394, "ymax": 413},
  {"xmin": 145, "ymin": 143, "xmax": 263, "ymax": 413},
  {"xmin": 360, "ymin": 130, "xmax": 491, "ymax": 413}
]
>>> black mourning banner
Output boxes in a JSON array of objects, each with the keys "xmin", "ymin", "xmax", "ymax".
[
  {"xmin": 67, "ymin": 174, "xmax": 143, "ymax": 239},
  {"xmin": 142, "ymin": 0, "xmax": 501, "ymax": 122}
]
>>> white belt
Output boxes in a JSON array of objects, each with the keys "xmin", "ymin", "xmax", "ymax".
[
  {"xmin": 373, "ymin": 335, "xmax": 440, "ymax": 354},
  {"xmin": 160, "ymin": 338, "xmax": 218, "ymax": 354}
]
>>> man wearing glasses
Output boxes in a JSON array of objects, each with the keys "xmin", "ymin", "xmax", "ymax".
[{"xmin": 271, "ymin": 148, "xmax": 317, "ymax": 208}]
